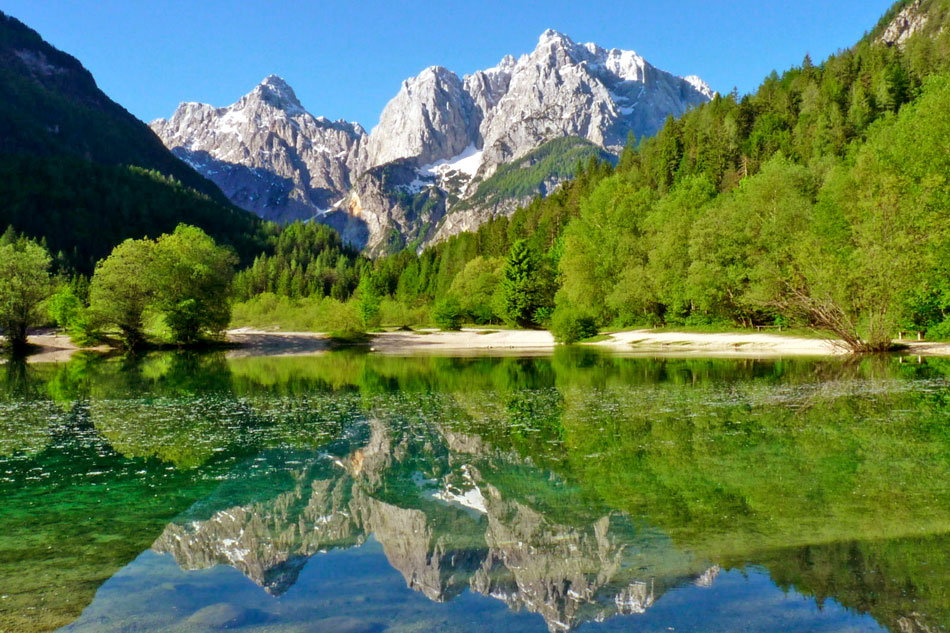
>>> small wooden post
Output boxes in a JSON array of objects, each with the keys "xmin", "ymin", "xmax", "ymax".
[
  {"xmin": 918, "ymin": 331, "xmax": 924, "ymax": 341},
  {"xmin": 898, "ymin": 331, "xmax": 904, "ymax": 340}
]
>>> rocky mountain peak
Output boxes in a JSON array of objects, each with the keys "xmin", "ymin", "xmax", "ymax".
[
  {"xmin": 538, "ymin": 28, "xmax": 574, "ymax": 47},
  {"xmin": 495, "ymin": 54, "xmax": 518, "ymax": 74},
  {"xmin": 150, "ymin": 74, "xmax": 365, "ymax": 224},
  {"xmin": 365, "ymin": 64, "xmax": 477, "ymax": 167},
  {"xmin": 683, "ymin": 75, "xmax": 715, "ymax": 99},
  {"xmin": 247, "ymin": 74, "xmax": 305, "ymax": 115}
]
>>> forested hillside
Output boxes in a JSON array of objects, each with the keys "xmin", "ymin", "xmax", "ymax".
[
  {"xmin": 0, "ymin": 156, "xmax": 268, "ymax": 273},
  {"xmin": 0, "ymin": 11, "xmax": 268, "ymax": 273}
]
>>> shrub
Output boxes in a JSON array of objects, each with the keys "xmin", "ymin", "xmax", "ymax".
[
  {"xmin": 379, "ymin": 298, "xmax": 428, "ymax": 328},
  {"xmin": 927, "ymin": 318, "xmax": 950, "ymax": 341},
  {"xmin": 433, "ymin": 297, "xmax": 463, "ymax": 331},
  {"xmin": 550, "ymin": 306, "xmax": 598, "ymax": 343}
]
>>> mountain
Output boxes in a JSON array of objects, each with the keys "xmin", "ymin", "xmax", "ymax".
[
  {"xmin": 0, "ymin": 11, "xmax": 265, "ymax": 272},
  {"xmin": 153, "ymin": 30, "xmax": 711, "ymax": 256},
  {"xmin": 150, "ymin": 75, "xmax": 365, "ymax": 224}
]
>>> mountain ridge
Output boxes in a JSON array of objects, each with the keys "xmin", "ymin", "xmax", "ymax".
[{"xmin": 151, "ymin": 30, "xmax": 712, "ymax": 255}]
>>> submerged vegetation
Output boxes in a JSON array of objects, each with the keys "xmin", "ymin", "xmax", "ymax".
[{"xmin": 4, "ymin": 351, "xmax": 950, "ymax": 631}]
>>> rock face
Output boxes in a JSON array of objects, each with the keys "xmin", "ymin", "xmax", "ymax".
[
  {"xmin": 150, "ymin": 75, "xmax": 365, "ymax": 223},
  {"xmin": 152, "ymin": 31, "xmax": 712, "ymax": 253},
  {"xmin": 364, "ymin": 66, "xmax": 479, "ymax": 168},
  {"xmin": 878, "ymin": 0, "xmax": 929, "ymax": 48},
  {"xmin": 152, "ymin": 419, "xmax": 713, "ymax": 632}
]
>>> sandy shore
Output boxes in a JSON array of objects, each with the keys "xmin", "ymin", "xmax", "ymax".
[
  {"xmin": 226, "ymin": 327, "xmax": 950, "ymax": 358},
  {"xmin": 590, "ymin": 329, "xmax": 848, "ymax": 357},
  {"xmin": 224, "ymin": 327, "xmax": 557, "ymax": 357},
  {"xmin": 0, "ymin": 333, "xmax": 110, "ymax": 363},
  {"xmin": 369, "ymin": 328, "xmax": 556, "ymax": 355},
  {"xmin": 5, "ymin": 328, "xmax": 950, "ymax": 361},
  {"xmin": 225, "ymin": 328, "xmax": 332, "ymax": 358},
  {"xmin": 224, "ymin": 327, "xmax": 849, "ymax": 357}
]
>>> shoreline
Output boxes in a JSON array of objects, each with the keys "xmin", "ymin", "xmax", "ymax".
[{"xmin": 6, "ymin": 328, "xmax": 950, "ymax": 362}]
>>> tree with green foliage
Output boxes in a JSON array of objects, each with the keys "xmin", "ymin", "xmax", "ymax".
[
  {"xmin": 448, "ymin": 256, "xmax": 503, "ymax": 324},
  {"xmin": 356, "ymin": 274, "xmax": 382, "ymax": 329},
  {"xmin": 499, "ymin": 240, "xmax": 543, "ymax": 328},
  {"xmin": 47, "ymin": 284, "xmax": 82, "ymax": 331},
  {"xmin": 432, "ymin": 296, "xmax": 463, "ymax": 331},
  {"xmin": 557, "ymin": 176, "xmax": 654, "ymax": 325},
  {"xmin": 152, "ymin": 225, "xmax": 237, "ymax": 344},
  {"xmin": 89, "ymin": 238, "xmax": 156, "ymax": 348},
  {"xmin": 0, "ymin": 236, "xmax": 52, "ymax": 352}
]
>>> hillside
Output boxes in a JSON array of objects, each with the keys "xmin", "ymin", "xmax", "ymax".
[{"xmin": 0, "ymin": 11, "xmax": 266, "ymax": 272}]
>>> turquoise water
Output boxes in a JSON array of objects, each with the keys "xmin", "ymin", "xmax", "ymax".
[{"xmin": 2, "ymin": 350, "xmax": 949, "ymax": 632}]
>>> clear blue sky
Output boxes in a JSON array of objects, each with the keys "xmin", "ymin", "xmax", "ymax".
[{"xmin": 5, "ymin": 0, "xmax": 894, "ymax": 129}]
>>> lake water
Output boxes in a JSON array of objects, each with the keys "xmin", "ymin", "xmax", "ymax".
[{"xmin": 2, "ymin": 349, "xmax": 950, "ymax": 633}]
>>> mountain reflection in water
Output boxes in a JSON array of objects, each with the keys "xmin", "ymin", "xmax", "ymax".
[
  {"xmin": 150, "ymin": 419, "xmax": 709, "ymax": 632},
  {"xmin": 0, "ymin": 350, "xmax": 948, "ymax": 632}
]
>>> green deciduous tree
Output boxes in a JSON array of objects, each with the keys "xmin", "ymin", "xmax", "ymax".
[
  {"xmin": 152, "ymin": 225, "xmax": 237, "ymax": 344},
  {"xmin": 448, "ymin": 256, "xmax": 503, "ymax": 324},
  {"xmin": 558, "ymin": 176, "xmax": 654, "ymax": 325},
  {"xmin": 47, "ymin": 284, "xmax": 82, "ymax": 330},
  {"xmin": 0, "ymin": 237, "xmax": 52, "ymax": 352},
  {"xmin": 90, "ymin": 238, "xmax": 156, "ymax": 348}
]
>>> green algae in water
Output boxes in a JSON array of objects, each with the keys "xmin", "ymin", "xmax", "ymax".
[{"xmin": 0, "ymin": 351, "xmax": 948, "ymax": 632}]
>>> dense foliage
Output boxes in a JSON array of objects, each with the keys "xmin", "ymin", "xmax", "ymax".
[
  {"xmin": 87, "ymin": 225, "xmax": 237, "ymax": 346},
  {"xmin": 232, "ymin": 221, "xmax": 365, "ymax": 301},
  {"xmin": 0, "ymin": 232, "xmax": 51, "ymax": 351},
  {"xmin": 0, "ymin": 155, "xmax": 267, "ymax": 275}
]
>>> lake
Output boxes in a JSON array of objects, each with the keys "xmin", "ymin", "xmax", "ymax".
[{"xmin": 2, "ymin": 349, "xmax": 949, "ymax": 632}]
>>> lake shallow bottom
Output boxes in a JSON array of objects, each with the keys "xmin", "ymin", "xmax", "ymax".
[{"xmin": 1, "ymin": 350, "xmax": 948, "ymax": 633}]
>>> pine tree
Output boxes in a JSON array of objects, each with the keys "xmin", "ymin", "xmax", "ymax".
[{"xmin": 500, "ymin": 240, "xmax": 538, "ymax": 328}]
